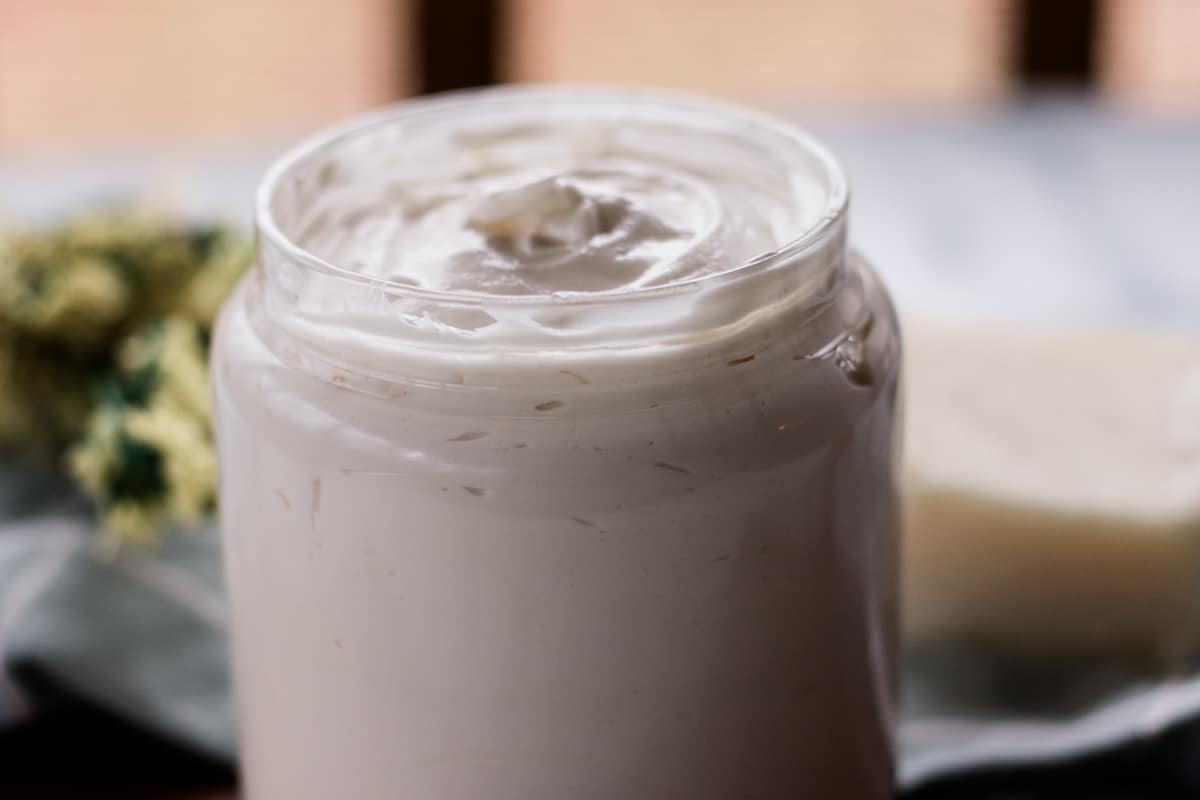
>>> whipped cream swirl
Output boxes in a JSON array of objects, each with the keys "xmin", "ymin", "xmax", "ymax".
[{"xmin": 290, "ymin": 119, "xmax": 803, "ymax": 296}]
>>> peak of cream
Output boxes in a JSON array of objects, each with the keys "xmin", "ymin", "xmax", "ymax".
[{"xmin": 288, "ymin": 118, "xmax": 803, "ymax": 296}]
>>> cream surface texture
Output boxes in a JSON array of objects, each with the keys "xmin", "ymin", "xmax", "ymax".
[{"xmin": 295, "ymin": 121, "xmax": 797, "ymax": 294}]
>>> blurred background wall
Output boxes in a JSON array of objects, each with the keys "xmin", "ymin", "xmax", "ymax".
[
  {"xmin": 0, "ymin": 0, "xmax": 411, "ymax": 152},
  {"xmin": 1, "ymin": 0, "xmax": 1198, "ymax": 154},
  {"xmin": 506, "ymin": 0, "xmax": 1013, "ymax": 103}
]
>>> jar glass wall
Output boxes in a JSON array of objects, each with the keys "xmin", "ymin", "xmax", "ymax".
[{"xmin": 213, "ymin": 87, "xmax": 901, "ymax": 800}]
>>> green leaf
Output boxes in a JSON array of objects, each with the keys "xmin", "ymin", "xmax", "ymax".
[{"xmin": 107, "ymin": 433, "xmax": 168, "ymax": 502}]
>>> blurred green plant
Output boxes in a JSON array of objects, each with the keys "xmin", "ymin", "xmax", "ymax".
[{"xmin": 0, "ymin": 211, "xmax": 251, "ymax": 544}]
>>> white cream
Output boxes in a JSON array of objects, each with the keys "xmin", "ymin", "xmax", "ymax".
[
  {"xmin": 215, "ymin": 89, "xmax": 900, "ymax": 800},
  {"xmin": 292, "ymin": 117, "xmax": 799, "ymax": 296}
]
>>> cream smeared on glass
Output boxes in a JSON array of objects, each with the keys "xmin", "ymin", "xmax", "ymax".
[{"xmin": 291, "ymin": 122, "xmax": 803, "ymax": 295}]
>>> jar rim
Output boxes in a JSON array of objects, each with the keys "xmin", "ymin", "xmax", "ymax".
[{"xmin": 255, "ymin": 85, "xmax": 850, "ymax": 310}]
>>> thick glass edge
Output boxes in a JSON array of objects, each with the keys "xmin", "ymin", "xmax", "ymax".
[{"xmin": 254, "ymin": 84, "xmax": 851, "ymax": 309}]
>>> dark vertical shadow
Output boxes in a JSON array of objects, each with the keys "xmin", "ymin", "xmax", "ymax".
[
  {"xmin": 1014, "ymin": 0, "xmax": 1099, "ymax": 86},
  {"xmin": 416, "ymin": 0, "xmax": 504, "ymax": 93}
]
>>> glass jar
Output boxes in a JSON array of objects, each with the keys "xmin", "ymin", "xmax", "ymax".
[{"xmin": 213, "ymin": 88, "xmax": 901, "ymax": 799}]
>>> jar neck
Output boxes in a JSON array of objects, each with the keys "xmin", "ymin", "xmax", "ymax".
[
  {"xmin": 254, "ymin": 221, "xmax": 847, "ymax": 387},
  {"xmin": 252, "ymin": 88, "xmax": 851, "ymax": 389}
]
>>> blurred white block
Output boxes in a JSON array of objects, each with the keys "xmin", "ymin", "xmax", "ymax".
[{"xmin": 903, "ymin": 318, "xmax": 1200, "ymax": 660}]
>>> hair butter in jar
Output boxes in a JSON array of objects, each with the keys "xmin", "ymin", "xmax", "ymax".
[{"xmin": 213, "ymin": 87, "xmax": 901, "ymax": 799}]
